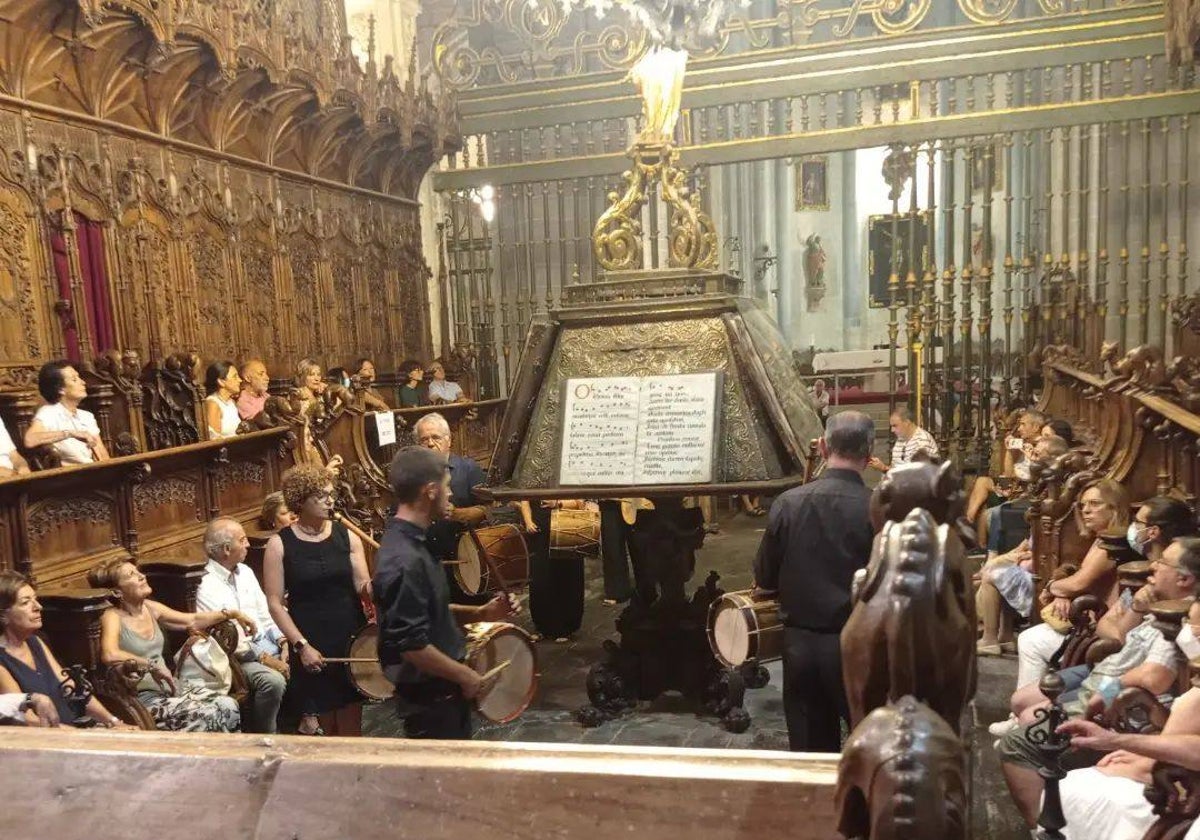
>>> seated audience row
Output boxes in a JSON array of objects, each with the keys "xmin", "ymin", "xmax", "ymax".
[
  {"xmin": 0, "ymin": 355, "xmax": 475, "ymax": 478},
  {"xmin": 0, "ymin": 472, "xmax": 354, "ymax": 735},
  {"xmin": 989, "ymin": 487, "xmax": 1200, "ymax": 839}
]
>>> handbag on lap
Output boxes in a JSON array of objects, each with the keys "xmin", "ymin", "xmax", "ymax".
[{"xmin": 174, "ymin": 633, "xmax": 234, "ymax": 695}]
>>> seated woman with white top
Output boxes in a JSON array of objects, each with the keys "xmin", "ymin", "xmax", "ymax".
[
  {"xmin": 23, "ymin": 360, "xmax": 110, "ymax": 465},
  {"xmin": 204, "ymin": 361, "xmax": 243, "ymax": 440},
  {"xmin": 0, "ymin": 416, "xmax": 30, "ymax": 478}
]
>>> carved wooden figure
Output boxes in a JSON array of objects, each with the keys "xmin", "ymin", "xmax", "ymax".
[
  {"xmin": 842, "ymin": 508, "xmax": 975, "ymax": 734},
  {"xmin": 835, "ymin": 695, "xmax": 968, "ymax": 840}
]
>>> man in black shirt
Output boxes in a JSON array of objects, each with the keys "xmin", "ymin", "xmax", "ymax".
[
  {"xmin": 373, "ymin": 446, "xmax": 516, "ymax": 739},
  {"xmin": 753, "ymin": 410, "xmax": 876, "ymax": 752}
]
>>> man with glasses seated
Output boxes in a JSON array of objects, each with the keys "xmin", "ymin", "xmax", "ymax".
[{"xmin": 996, "ymin": 534, "xmax": 1200, "ymax": 828}]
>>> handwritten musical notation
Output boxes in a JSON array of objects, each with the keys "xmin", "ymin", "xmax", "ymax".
[{"xmin": 559, "ymin": 373, "xmax": 719, "ymax": 486}]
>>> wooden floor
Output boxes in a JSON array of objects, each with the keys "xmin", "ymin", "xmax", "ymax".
[{"xmin": 362, "ymin": 508, "xmax": 1031, "ymax": 837}]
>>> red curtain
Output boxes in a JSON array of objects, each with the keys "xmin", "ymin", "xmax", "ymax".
[
  {"xmin": 48, "ymin": 212, "xmax": 115, "ymax": 362},
  {"xmin": 77, "ymin": 214, "xmax": 115, "ymax": 354}
]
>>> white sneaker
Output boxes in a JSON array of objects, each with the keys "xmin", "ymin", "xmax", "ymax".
[{"xmin": 988, "ymin": 715, "xmax": 1018, "ymax": 737}]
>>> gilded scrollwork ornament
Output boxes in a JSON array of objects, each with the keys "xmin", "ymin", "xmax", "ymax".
[{"xmin": 592, "ymin": 142, "xmax": 718, "ymax": 272}]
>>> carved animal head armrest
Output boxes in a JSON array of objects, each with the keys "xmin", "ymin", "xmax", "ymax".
[
  {"xmin": 1104, "ymin": 686, "xmax": 1170, "ymax": 734},
  {"xmin": 93, "ymin": 661, "xmax": 156, "ymax": 730},
  {"xmin": 22, "ymin": 443, "xmax": 62, "ymax": 472},
  {"xmin": 1067, "ymin": 594, "xmax": 1107, "ymax": 627},
  {"xmin": 1149, "ymin": 599, "xmax": 1192, "ymax": 642},
  {"xmin": 1083, "ymin": 637, "xmax": 1122, "ymax": 669},
  {"xmin": 869, "ymin": 459, "xmax": 965, "ymax": 530},
  {"xmin": 1145, "ymin": 762, "xmax": 1200, "ymax": 822}
]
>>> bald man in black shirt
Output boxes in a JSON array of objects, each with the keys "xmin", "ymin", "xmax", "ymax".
[{"xmin": 754, "ymin": 410, "xmax": 876, "ymax": 751}]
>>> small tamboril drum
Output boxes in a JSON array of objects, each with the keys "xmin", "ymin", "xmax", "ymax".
[
  {"xmin": 456, "ymin": 525, "xmax": 529, "ymax": 595},
  {"xmin": 549, "ymin": 508, "xmax": 601, "ymax": 557},
  {"xmin": 707, "ymin": 590, "xmax": 785, "ymax": 667},
  {"xmin": 347, "ymin": 624, "xmax": 394, "ymax": 702},
  {"xmin": 465, "ymin": 622, "xmax": 538, "ymax": 723}
]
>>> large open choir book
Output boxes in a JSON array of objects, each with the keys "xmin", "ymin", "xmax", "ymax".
[{"xmin": 558, "ymin": 372, "xmax": 721, "ymax": 486}]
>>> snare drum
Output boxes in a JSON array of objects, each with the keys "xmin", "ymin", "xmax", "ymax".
[
  {"xmin": 549, "ymin": 508, "xmax": 601, "ymax": 557},
  {"xmin": 346, "ymin": 624, "xmax": 394, "ymax": 702},
  {"xmin": 465, "ymin": 622, "xmax": 538, "ymax": 723},
  {"xmin": 456, "ymin": 525, "xmax": 530, "ymax": 595},
  {"xmin": 707, "ymin": 590, "xmax": 785, "ymax": 667}
]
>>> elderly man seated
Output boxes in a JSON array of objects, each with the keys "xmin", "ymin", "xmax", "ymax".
[
  {"xmin": 426, "ymin": 361, "xmax": 468, "ymax": 404},
  {"xmin": 236, "ymin": 359, "xmax": 271, "ymax": 421},
  {"xmin": 195, "ymin": 517, "xmax": 288, "ymax": 734},
  {"xmin": 1054, "ymin": 607, "xmax": 1200, "ymax": 840},
  {"xmin": 996, "ymin": 536, "xmax": 1200, "ymax": 827}
]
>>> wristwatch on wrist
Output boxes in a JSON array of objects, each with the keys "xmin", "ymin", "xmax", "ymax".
[
  {"xmin": 17, "ymin": 693, "xmax": 35, "ymax": 713},
  {"xmin": 293, "ymin": 638, "xmax": 308, "ymax": 652}
]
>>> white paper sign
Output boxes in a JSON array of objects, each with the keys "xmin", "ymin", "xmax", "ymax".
[
  {"xmin": 559, "ymin": 373, "xmax": 719, "ymax": 486},
  {"xmin": 373, "ymin": 410, "xmax": 397, "ymax": 446}
]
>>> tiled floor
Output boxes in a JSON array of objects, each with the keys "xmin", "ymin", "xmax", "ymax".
[{"xmin": 363, "ymin": 508, "xmax": 1028, "ymax": 838}]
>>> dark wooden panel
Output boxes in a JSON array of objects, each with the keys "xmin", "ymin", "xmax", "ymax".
[{"xmin": 0, "ymin": 428, "xmax": 294, "ymax": 588}]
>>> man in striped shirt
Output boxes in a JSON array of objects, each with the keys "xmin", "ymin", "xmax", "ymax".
[{"xmin": 867, "ymin": 406, "xmax": 939, "ymax": 472}]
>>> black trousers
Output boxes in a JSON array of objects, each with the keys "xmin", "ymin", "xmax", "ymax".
[
  {"xmin": 598, "ymin": 501, "xmax": 633, "ymax": 602},
  {"xmin": 398, "ymin": 681, "xmax": 473, "ymax": 740},
  {"xmin": 529, "ymin": 503, "xmax": 584, "ymax": 638},
  {"xmin": 782, "ymin": 626, "xmax": 848, "ymax": 752}
]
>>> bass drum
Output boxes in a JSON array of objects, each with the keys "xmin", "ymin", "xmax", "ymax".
[
  {"xmin": 707, "ymin": 590, "xmax": 785, "ymax": 667},
  {"xmin": 346, "ymin": 624, "xmax": 394, "ymax": 702},
  {"xmin": 465, "ymin": 622, "xmax": 538, "ymax": 724},
  {"xmin": 549, "ymin": 509, "xmax": 601, "ymax": 557},
  {"xmin": 455, "ymin": 525, "xmax": 529, "ymax": 596}
]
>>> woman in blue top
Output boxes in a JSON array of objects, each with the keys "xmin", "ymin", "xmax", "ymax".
[{"xmin": 0, "ymin": 570, "xmax": 134, "ymax": 728}]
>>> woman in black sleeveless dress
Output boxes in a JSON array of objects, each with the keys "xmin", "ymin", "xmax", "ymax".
[{"xmin": 264, "ymin": 465, "xmax": 369, "ymax": 736}]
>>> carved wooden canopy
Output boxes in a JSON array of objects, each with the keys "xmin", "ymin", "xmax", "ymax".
[
  {"xmin": 1, "ymin": 0, "xmax": 459, "ymax": 198},
  {"xmin": 484, "ymin": 272, "xmax": 826, "ymax": 500}
]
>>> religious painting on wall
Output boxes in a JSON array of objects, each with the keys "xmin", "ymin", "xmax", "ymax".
[
  {"xmin": 795, "ymin": 156, "xmax": 829, "ymax": 211},
  {"xmin": 868, "ymin": 214, "xmax": 930, "ymax": 308},
  {"xmin": 969, "ymin": 139, "xmax": 1004, "ymax": 193}
]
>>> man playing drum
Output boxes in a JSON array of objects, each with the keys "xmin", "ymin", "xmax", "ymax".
[
  {"xmin": 415, "ymin": 412, "xmax": 539, "ymax": 577},
  {"xmin": 373, "ymin": 446, "xmax": 518, "ymax": 739}
]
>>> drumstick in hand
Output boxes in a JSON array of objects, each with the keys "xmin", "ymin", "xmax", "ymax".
[
  {"xmin": 477, "ymin": 659, "xmax": 512, "ymax": 695},
  {"xmin": 321, "ymin": 657, "xmax": 380, "ymax": 664}
]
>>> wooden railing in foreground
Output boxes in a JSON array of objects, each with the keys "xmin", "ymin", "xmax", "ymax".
[
  {"xmin": 0, "ymin": 427, "xmax": 295, "ymax": 589},
  {"xmin": 0, "ymin": 730, "xmax": 839, "ymax": 840}
]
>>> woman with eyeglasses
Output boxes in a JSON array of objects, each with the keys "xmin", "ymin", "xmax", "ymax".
[
  {"xmin": 263, "ymin": 464, "xmax": 369, "ymax": 736},
  {"xmin": 1010, "ymin": 479, "xmax": 1131, "ymax": 692}
]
